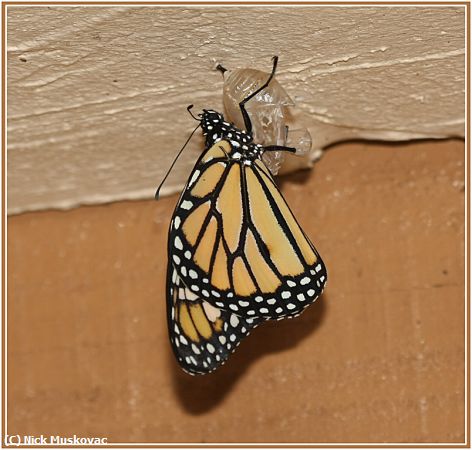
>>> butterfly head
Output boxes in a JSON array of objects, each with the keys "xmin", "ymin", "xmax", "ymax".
[
  {"xmin": 200, "ymin": 109, "xmax": 256, "ymax": 153},
  {"xmin": 200, "ymin": 109, "xmax": 225, "ymax": 135}
]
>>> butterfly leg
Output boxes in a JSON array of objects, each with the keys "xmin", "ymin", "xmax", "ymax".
[
  {"xmin": 262, "ymin": 144, "xmax": 297, "ymax": 153},
  {"xmin": 239, "ymin": 56, "xmax": 279, "ymax": 137}
]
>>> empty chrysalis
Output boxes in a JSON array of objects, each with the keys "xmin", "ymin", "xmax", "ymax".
[{"xmin": 218, "ymin": 64, "xmax": 312, "ymax": 175}]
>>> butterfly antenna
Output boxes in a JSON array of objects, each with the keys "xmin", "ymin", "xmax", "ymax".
[
  {"xmin": 155, "ymin": 122, "xmax": 201, "ymax": 200},
  {"xmin": 187, "ymin": 104, "xmax": 200, "ymax": 121},
  {"xmin": 239, "ymin": 55, "xmax": 279, "ymax": 136}
]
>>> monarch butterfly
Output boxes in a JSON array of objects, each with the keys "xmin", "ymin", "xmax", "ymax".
[{"xmin": 157, "ymin": 56, "xmax": 327, "ymax": 375}]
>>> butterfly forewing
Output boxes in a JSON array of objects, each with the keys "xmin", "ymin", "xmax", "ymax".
[{"xmin": 168, "ymin": 140, "xmax": 327, "ymax": 321}]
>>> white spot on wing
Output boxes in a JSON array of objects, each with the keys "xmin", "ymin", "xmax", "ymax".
[
  {"xmin": 230, "ymin": 314, "xmax": 239, "ymax": 327},
  {"xmin": 300, "ymin": 276, "xmax": 311, "ymax": 285},
  {"xmin": 191, "ymin": 343, "xmax": 201, "ymax": 354},
  {"xmin": 189, "ymin": 269, "xmax": 198, "ymax": 279},
  {"xmin": 188, "ymin": 170, "xmax": 200, "ymax": 188},
  {"xmin": 207, "ymin": 343, "xmax": 215, "ymax": 353},
  {"xmin": 174, "ymin": 236, "xmax": 183, "ymax": 250},
  {"xmin": 181, "ymin": 200, "xmax": 193, "ymax": 210}
]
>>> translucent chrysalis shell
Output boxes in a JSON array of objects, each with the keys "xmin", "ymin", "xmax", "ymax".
[{"xmin": 220, "ymin": 67, "xmax": 312, "ymax": 175}]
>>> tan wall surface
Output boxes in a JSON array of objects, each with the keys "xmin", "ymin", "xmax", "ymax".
[
  {"xmin": 7, "ymin": 139, "xmax": 465, "ymax": 443},
  {"xmin": 7, "ymin": 6, "xmax": 465, "ymax": 214}
]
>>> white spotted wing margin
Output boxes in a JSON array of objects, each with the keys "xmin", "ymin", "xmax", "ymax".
[{"xmin": 166, "ymin": 265, "xmax": 261, "ymax": 375}]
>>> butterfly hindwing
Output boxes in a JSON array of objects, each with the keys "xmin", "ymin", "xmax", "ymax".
[
  {"xmin": 169, "ymin": 140, "xmax": 327, "ymax": 321},
  {"xmin": 167, "ymin": 265, "xmax": 261, "ymax": 375}
]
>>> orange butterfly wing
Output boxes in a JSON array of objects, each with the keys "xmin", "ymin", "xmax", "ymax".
[{"xmin": 168, "ymin": 141, "xmax": 327, "ymax": 320}]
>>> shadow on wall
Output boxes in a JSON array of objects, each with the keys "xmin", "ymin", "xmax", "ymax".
[{"xmin": 170, "ymin": 293, "xmax": 328, "ymax": 414}]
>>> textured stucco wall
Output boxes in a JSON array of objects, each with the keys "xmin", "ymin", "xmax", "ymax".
[{"xmin": 7, "ymin": 6, "xmax": 465, "ymax": 214}]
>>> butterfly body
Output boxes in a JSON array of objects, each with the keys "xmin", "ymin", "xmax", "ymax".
[
  {"xmin": 161, "ymin": 58, "xmax": 327, "ymax": 375},
  {"xmin": 201, "ymin": 109, "xmax": 262, "ymax": 160}
]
